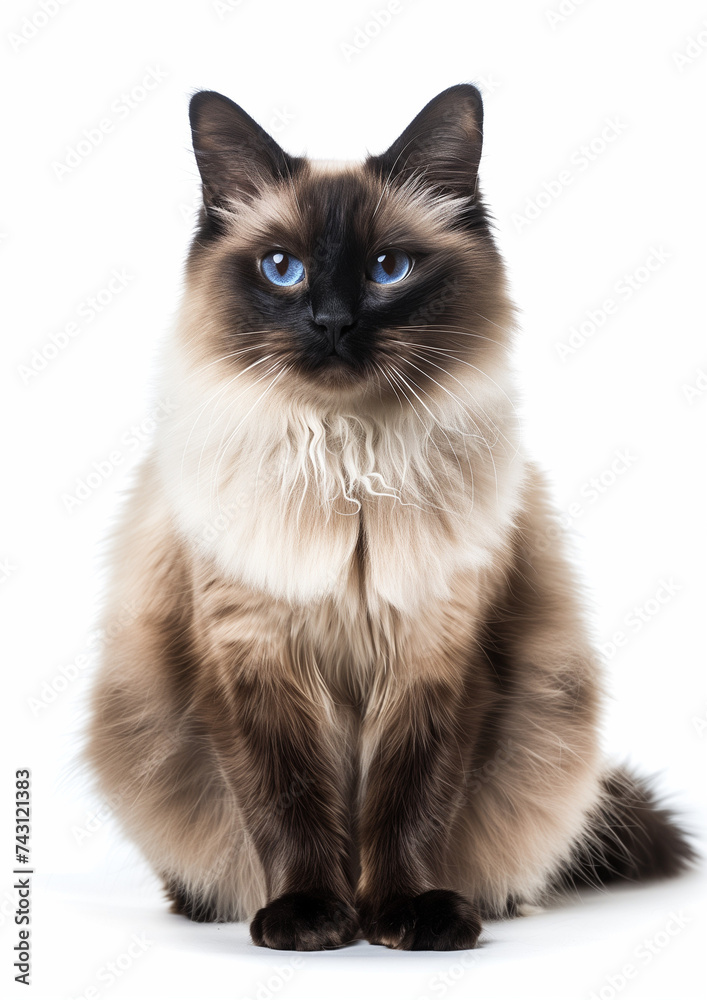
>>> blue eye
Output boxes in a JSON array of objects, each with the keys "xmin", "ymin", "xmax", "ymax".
[
  {"xmin": 261, "ymin": 251, "xmax": 305, "ymax": 286},
  {"xmin": 367, "ymin": 249, "xmax": 413, "ymax": 284}
]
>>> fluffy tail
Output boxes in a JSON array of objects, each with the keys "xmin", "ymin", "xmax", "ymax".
[{"xmin": 553, "ymin": 766, "xmax": 697, "ymax": 893}]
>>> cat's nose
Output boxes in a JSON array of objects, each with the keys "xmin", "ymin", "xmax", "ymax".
[{"xmin": 312, "ymin": 309, "xmax": 355, "ymax": 353}]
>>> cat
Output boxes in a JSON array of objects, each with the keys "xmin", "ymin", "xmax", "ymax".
[{"xmin": 85, "ymin": 84, "xmax": 694, "ymax": 951}]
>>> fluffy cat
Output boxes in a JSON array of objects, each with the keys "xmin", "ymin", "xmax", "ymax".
[{"xmin": 86, "ymin": 85, "xmax": 693, "ymax": 951}]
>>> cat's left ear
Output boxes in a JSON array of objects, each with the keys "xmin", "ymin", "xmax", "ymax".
[
  {"xmin": 189, "ymin": 90, "xmax": 298, "ymax": 209},
  {"xmin": 368, "ymin": 84, "xmax": 483, "ymax": 198}
]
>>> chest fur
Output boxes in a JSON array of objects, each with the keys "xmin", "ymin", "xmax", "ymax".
[{"xmin": 159, "ymin": 379, "xmax": 522, "ymax": 615}]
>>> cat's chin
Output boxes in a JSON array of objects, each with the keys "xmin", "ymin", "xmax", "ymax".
[{"xmin": 302, "ymin": 354, "xmax": 370, "ymax": 392}]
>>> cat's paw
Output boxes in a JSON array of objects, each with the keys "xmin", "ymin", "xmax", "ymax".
[
  {"xmin": 164, "ymin": 878, "xmax": 219, "ymax": 922},
  {"xmin": 360, "ymin": 889, "xmax": 481, "ymax": 951},
  {"xmin": 250, "ymin": 891, "xmax": 359, "ymax": 951}
]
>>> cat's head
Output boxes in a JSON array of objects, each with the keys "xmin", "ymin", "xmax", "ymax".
[{"xmin": 182, "ymin": 85, "xmax": 513, "ymax": 413}]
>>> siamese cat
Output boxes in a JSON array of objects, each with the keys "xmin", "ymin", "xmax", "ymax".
[{"xmin": 86, "ymin": 85, "xmax": 693, "ymax": 951}]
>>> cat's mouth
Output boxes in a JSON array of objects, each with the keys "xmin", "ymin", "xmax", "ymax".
[
  {"xmin": 298, "ymin": 327, "xmax": 367, "ymax": 379},
  {"xmin": 308, "ymin": 351, "xmax": 363, "ymax": 382}
]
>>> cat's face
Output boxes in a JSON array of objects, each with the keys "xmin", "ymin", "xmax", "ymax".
[{"xmin": 183, "ymin": 86, "xmax": 512, "ymax": 409}]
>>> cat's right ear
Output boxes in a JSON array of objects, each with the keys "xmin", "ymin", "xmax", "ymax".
[
  {"xmin": 189, "ymin": 91, "xmax": 297, "ymax": 210},
  {"xmin": 368, "ymin": 84, "xmax": 484, "ymax": 200}
]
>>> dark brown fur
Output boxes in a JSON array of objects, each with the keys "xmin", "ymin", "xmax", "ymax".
[{"xmin": 85, "ymin": 86, "xmax": 694, "ymax": 953}]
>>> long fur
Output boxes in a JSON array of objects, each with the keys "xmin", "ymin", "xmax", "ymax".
[{"xmin": 85, "ymin": 85, "xmax": 694, "ymax": 951}]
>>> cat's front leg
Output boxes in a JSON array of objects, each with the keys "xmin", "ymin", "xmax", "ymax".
[
  {"xmin": 196, "ymin": 612, "xmax": 357, "ymax": 950},
  {"xmin": 356, "ymin": 641, "xmax": 489, "ymax": 951}
]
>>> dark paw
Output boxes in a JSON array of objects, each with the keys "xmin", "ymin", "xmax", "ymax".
[
  {"xmin": 360, "ymin": 889, "xmax": 481, "ymax": 951},
  {"xmin": 164, "ymin": 879, "xmax": 219, "ymax": 922},
  {"xmin": 250, "ymin": 891, "xmax": 359, "ymax": 951}
]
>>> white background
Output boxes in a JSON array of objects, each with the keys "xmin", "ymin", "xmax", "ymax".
[{"xmin": 1, "ymin": 0, "xmax": 706, "ymax": 998}]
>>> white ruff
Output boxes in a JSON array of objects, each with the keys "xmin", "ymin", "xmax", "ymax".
[{"xmin": 155, "ymin": 344, "xmax": 525, "ymax": 612}]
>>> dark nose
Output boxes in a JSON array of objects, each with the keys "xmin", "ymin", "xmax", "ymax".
[{"xmin": 312, "ymin": 308, "xmax": 355, "ymax": 353}]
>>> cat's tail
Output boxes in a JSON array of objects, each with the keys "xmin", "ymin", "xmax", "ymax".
[{"xmin": 552, "ymin": 766, "xmax": 697, "ymax": 894}]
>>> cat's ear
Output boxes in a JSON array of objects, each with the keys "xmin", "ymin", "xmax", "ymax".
[
  {"xmin": 369, "ymin": 84, "xmax": 483, "ymax": 198},
  {"xmin": 189, "ymin": 91, "xmax": 297, "ymax": 209}
]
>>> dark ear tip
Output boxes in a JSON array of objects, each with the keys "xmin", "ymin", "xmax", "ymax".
[
  {"xmin": 189, "ymin": 90, "xmax": 230, "ymax": 128},
  {"xmin": 434, "ymin": 83, "xmax": 484, "ymax": 118},
  {"xmin": 447, "ymin": 82, "xmax": 483, "ymax": 102}
]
